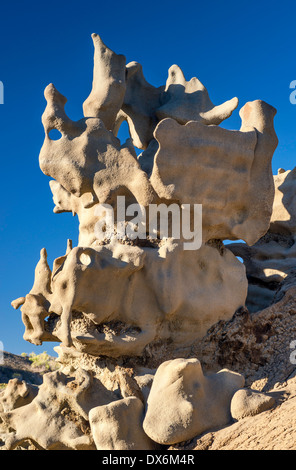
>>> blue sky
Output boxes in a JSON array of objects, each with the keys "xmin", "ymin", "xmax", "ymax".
[{"xmin": 1, "ymin": 0, "xmax": 296, "ymax": 356}]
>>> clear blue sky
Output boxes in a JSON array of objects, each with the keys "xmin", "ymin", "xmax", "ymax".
[{"xmin": 1, "ymin": 0, "xmax": 296, "ymax": 356}]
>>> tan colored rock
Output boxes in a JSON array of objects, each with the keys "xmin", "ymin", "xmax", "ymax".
[
  {"xmin": 230, "ymin": 388, "xmax": 275, "ymax": 420},
  {"xmin": 7, "ymin": 32, "xmax": 283, "ymax": 451},
  {"xmin": 1, "ymin": 369, "xmax": 100, "ymax": 450},
  {"xmin": 193, "ymin": 284, "xmax": 296, "ymax": 392},
  {"xmin": 49, "ymin": 181, "xmax": 106, "ymax": 247},
  {"xmin": 178, "ymin": 378, "xmax": 296, "ymax": 451},
  {"xmin": 113, "ymin": 61, "xmax": 164, "ymax": 149},
  {"xmin": 229, "ymin": 234, "xmax": 296, "ymax": 312},
  {"xmin": 133, "ymin": 367, "xmax": 155, "ymax": 403},
  {"xmin": 114, "ymin": 62, "xmax": 238, "ymax": 150},
  {"xmin": 11, "ymin": 248, "xmax": 57, "ymax": 346},
  {"xmin": 39, "ymin": 84, "xmax": 155, "ymax": 207},
  {"xmin": 143, "ymin": 358, "xmax": 244, "ymax": 445},
  {"xmin": 83, "ymin": 34, "xmax": 126, "ymax": 130},
  {"xmin": 53, "ymin": 346, "xmax": 151, "ymax": 404},
  {"xmin": 89, "ymin": 396, "xmax": 156, "ymax": 450},
  {"xmin": 30, "ymin": 36, "xmax": 277, "ymax": 359},
  {"xmin": 151, "ymin": 99, "xmax": 278, "ymax": 245},
  {"xmin": 12, "ymin": 239, "xmax": 247, "ymax": 355},
  {"xmin": 228, "ymin": 167, "xmax": 296, "ymax": 313},
  {"xmin": 270, "ymin": 167, "xmax": 296, "ymax": 234},
  {"xmin": 0, "ymin": 379, "xmax": 38, "ymax": 413},
  {"xmin": 156, "ymin": 64, "xmax": 238, "ymax": 126}
]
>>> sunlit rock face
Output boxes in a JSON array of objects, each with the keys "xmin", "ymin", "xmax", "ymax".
[{"xmin": 5, "ymin": 33, "xmax": 278, "ymax": 450}]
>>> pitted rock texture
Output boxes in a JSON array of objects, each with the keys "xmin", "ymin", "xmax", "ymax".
[
  {"xmin": 12, "ymin": 238, "xmax": 247, "ymax": 358},
  {"xmin": 193, "ymin": 285, "xmax": 296, "ymax": 392},
  {"xmin": 6, "ymin": 31, "xmax": 284, "ymax": 451},
  {"xmin": 228, "ymin": 167, "xmax": 296, "ymax": 313},
  {"xmin": 12, "ymin": 32, "xmax": 278, "ymax": 360}
]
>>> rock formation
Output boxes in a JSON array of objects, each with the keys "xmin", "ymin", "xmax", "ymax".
[
  {"xmin": 143, "ymin": 358, "xmax": 244, "ymax": 445},
  {"xmin": 228, "ymin": 167, "xmax": 296, "ymax": 313},
  {"xmin": 230, "ymin": 388, "xmax": 275, "ymax": 421},
  {"xmin": 0, "ymin": 33, "xmax": 285, "ymax": 450}
]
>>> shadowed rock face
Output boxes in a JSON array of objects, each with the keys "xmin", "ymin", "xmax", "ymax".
[
  {"xmin": 5, "ymin": 33, "xmax": 280, "ymax": 450},
  {"xmin": 228, "ymin": 168, "xmax": 296, "ymax": 313}
]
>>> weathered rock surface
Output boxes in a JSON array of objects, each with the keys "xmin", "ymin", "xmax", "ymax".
[
  {"xmin": 193, "ymin": 284, "xmax": 296, "ymax": 392},
  {"xmin": 151, "ymin": 100, "xmax": 277, "ymax": 245},
  {"xmin": 12, "ymin": 32, "xmax": 279, "ymax": 361},
  {"xmin": 13, "ymin": 238, "xmax": 247, "ymax": 358},
  {"xmin": 5, "ymin": 31, "xmax": 288, "ymax": 451},
  {"xmin": 83, "ymin": 33, "xmax": 126, "ymax": 130},
  {"xmin": 155, "ymin": 64, "xmax": 238, "ymax": 126},
  {"xmin": 0, "ymin": 379, "xmax": 38, "ymax": 413},
  {"xmin": 89, "ymin": 397, "xmax": 156, "ymax": 450},
  {"xmin": 143, "ymin": 358, "xmax": 244, "ymax": 445},
  {"xmin": 230, "ymin": 388, "xmax": 275, "ymax": 420},
  {"xmin": 1, "ymin": 369, "xmax": 98, "ymax": 450},
  {"xmin": 271, "ymin": 167, "xmax": 296, "ymax": 234},
  {"xmin": 171, "ymin": 376, "xmax": 296, "ymax": 451},
  {"xmin": 228, "ymin": 167, "xmax": 296, "ymax": 313}
]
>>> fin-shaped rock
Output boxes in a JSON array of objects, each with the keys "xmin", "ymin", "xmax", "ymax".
[
  {"xmin": 156, "ymin": 64, "xmax": 238, "ymax": 125},
  {"xmin": 83, "ymin": 34, "xmax": 126, "ymax": 130}
]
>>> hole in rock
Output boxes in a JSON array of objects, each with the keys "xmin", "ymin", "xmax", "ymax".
[
  {"xmin": 49, "ymin": 129, "xmax": 63, "ymax": 141},
  {"xmin": 79, "ymin": 252, "xmax": 92, "ymax": 266},
  {"xmin": 116, "ymin": 120, "xmax": 142, "ymax": 156}
]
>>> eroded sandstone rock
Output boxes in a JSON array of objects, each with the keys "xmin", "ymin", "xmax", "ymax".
[
  {"xmin": 143, "ymin": 358, "xmax": 244, "ymax": 445},
  {"xmin": 151, "ymin": 100, "xmax": 277, "ymax": 245},
  {"xmin": 228, "ymin": 167, "xmax": 296, "ymax": 313},
  {"xmin": 6, "ymin": 32, "xmax": 281, "ymax": 451},
  {"xmin": 89, "ymin": 397, "xmax": 157, "ymax": 450},
  {"xmin": 1, "ymin": 369, "xmax": 99, "ymax": 450},
  {"xmin": 83, "ymin": 33, "xmax": 126, "ymax": 130},
  {"xmin": 12, "ymin": 238, "xmax": 247, "ymax": 356},
  {"xmin": 0, "ymin": 379, "xmax": 38, "ymax": 413},
  {"xmin": 230, "ymin": 388, "xmax": 275, "ymax": 420}
]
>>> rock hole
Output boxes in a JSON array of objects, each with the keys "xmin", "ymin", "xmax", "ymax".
[{"xmin": 48, "ymin": 129, "xmax": 62, "ymax": 141}]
